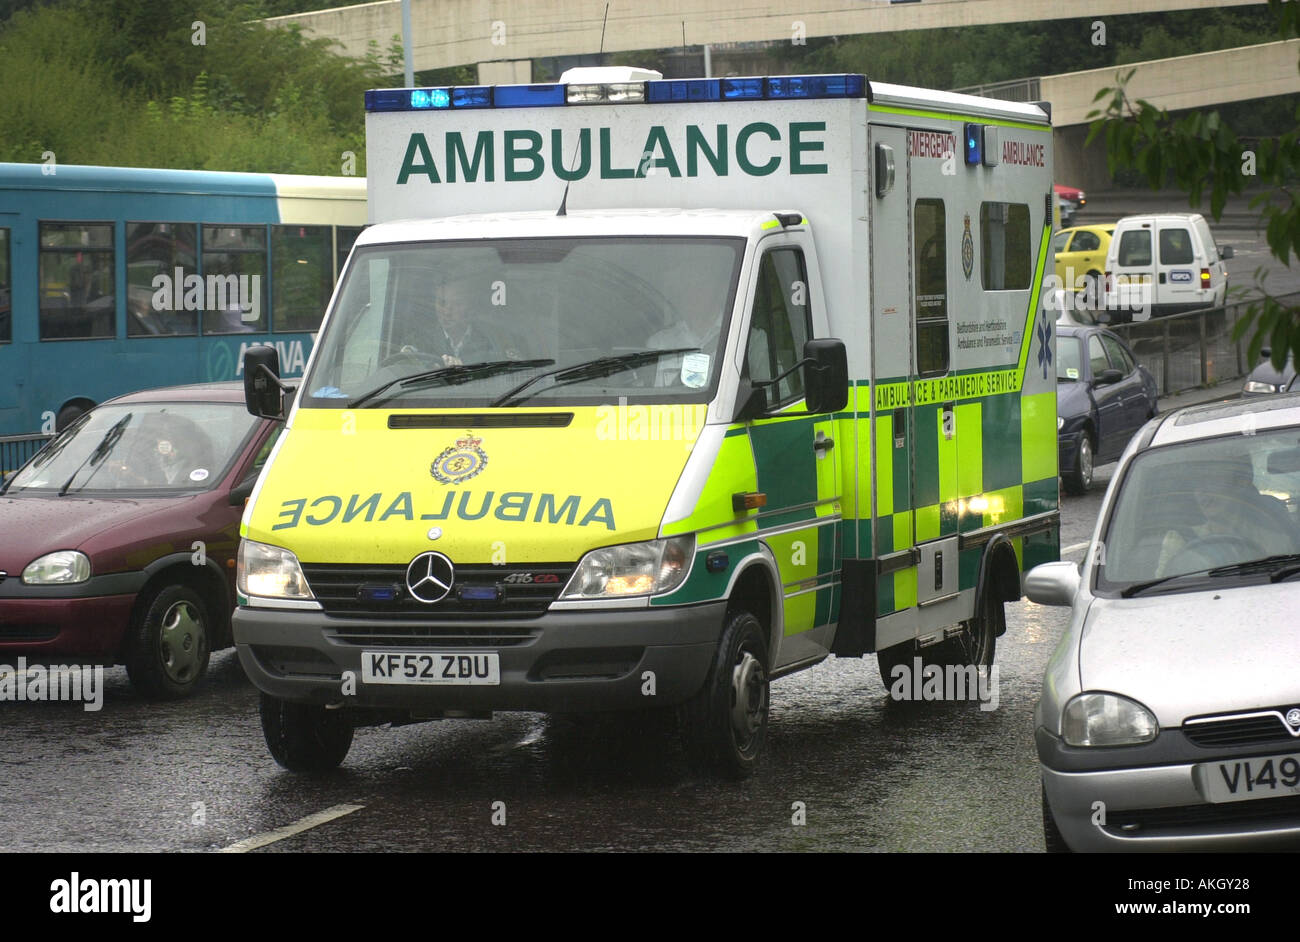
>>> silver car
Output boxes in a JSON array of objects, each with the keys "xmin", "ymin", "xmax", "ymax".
[{"xmin": 1026, "ymin": 393, "xmax": 1300, "ymax": 851}]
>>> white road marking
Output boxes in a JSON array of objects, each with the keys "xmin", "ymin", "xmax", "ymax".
[
  {"xmin": 218, "ymin": 802, "xmax": 365, "ymax": 853},
  {"xmin": 1061, "ymin": 541, "xmax": 1091, "ymax": 556}
]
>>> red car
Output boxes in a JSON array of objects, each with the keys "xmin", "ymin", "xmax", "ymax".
[
  {"xmin": 1054, "ymin": 183, "xmax": 1086, "ymax": 227},
  {"xmin": 0, "ymin": 383, "xmax": 279, "ymax": 698}
]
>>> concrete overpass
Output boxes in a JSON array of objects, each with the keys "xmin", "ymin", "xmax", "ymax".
[{"xmin": 267, "ymin": 0, "xmax": 1267, "ymax": 83}]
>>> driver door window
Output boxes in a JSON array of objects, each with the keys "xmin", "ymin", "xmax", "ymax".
[{"xmin": 745, "ymin": 248, "xmax": 811, "ymax": 408}]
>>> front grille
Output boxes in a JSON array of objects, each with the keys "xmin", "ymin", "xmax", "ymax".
[
  {"xmin": 1105, "ymin": 794, "xmax": 1300, "ymax": 835},
  {"xmin": 326, "ymin": 625, "xmax": 539, "ymax": 647},
  {"xmin": 1184, "ymin": 711, "xmax": 1300, "ymax": 749},
  {"xmin": 301, "ymin": 562, "xmax": 572, "ymax": 621}
]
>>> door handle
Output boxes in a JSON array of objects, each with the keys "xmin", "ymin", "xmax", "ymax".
[{"xmin": 814, "ymin": 433, "xmax": 834, "ymax": 454}]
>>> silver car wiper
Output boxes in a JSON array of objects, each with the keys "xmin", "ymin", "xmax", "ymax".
[{"xmin": 1208, "ymin": 553, "xmax": 1300, "ymax": 583}]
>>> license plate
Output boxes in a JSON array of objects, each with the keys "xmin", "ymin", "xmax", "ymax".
[
  {"xmin": 361, "ymin": 651, "xmax": 500, "ymax": 686},
  {"xmin": 1118, "ymin": 273, "xmax": 1151, "ymax": 285},
  {"xmin": 1198, "ymin": 752, "xmax": 1300, "ymax": 803}
]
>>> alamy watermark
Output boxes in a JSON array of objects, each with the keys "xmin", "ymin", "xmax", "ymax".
[
  {"xmin": 888, "ymin": 656, "xmax": 999, "ymax": 712},
  {"xmin": 150, "ymin": 269, "xmax": 261, "ymax": 321},
  {"xmin": 0, "ymin": 658, "xmax": 104, "ymax": 711}
]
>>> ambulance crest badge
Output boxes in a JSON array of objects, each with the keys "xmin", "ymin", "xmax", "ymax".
[
  {"xmin": 430, "ymin": 431, "xmax": 488, "ymax": 485},
  {"xmin": 961, "ymin": 213, "xmax": 974, "ymax": 281}
]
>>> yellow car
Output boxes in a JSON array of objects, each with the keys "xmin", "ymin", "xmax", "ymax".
[{"xmin": 1052, "ymin": 225, "xmax": 1113, "ymax": 299}]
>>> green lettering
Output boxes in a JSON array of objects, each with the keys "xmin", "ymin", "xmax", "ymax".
[
  {"xmin": 420, "ymin": 492, "xmax": 454, "ymax": 520},
  {"xmin": 457, "ymin": 491, "xmax": 494, "ymax": 520},
  {"xmin": 599, "ymin": 127, "xmax": 635, "ymax": 179},
  {"xmin": 639, "ymin": 126, "xmax": 681, "ymax": 178},
  {"xmin": 552, "ymin": 128, "xmax": 591, "ymax": 181},
  {"xmin": 736, "ymin": 122, "xmax": 780, "ymax": 176},
  {"xmin": 397, "ymin": 133, "xmax": 440, "ymax": 184},
  {"xmin": 504, "ymin": 130, "xmax": 543, "ymax": 182},
  {"xmin": 789, "ymin": 121, "xmax": 827, "ymax": 174},
  {"xmin": 686, "ymin": 125, "xmax": 727, "ymax": 177},
  {"xmin": 343, "ymin": 492, "xmax": 382, "ymax": 523},
  {"xmin": 272, "ymin": 498, "xmax": 306, "ymax": 530},
  {"xmin": 579, "ymin": 498, "xmax": 616, "ymax": 530},
  {"xmin": 446, "ymin": 131, "xmax": 494, "ymax": 182},
  {"xmin": 379, "ymin": 491, "xmax": 414, "ymax": 521},
  {"xmin": 306, "ymin": 495, "xmax": 342, "ymax": 526},
  {"xmin": 495, "ymin": 491, "xmax": 533, "ymax": 521},
  {"xmin": 534, "ymin": 493, "xmax": 580, "ymax": 525}
]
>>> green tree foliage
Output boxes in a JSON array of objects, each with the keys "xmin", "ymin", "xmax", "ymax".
[
  {"xmin": 1088, "ymin": 0, "xmax": 1300, "ymax": 373},
  {"xmin": 0, "ymin": 0, "xmax": 395, "ymax": 174}
]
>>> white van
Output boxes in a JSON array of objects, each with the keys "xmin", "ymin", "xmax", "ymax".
[{"xmin": 1104, "ymin": 213, "xmax": 1232, "ymax": 320}]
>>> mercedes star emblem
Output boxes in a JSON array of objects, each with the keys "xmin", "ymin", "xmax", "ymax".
[{"xmin": 405, "ymin": 551, "xmax": 454, "ymax": 604}]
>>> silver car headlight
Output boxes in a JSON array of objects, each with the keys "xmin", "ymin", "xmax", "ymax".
[
  {"xmin": 22, "ymin": 550, "xmax": 90, "ymax": 585},
  {"xmin": 1243, "ymin": 380, "xmax": 1279, "ymax": 394},
  {"xmin": 561, "ymin": 536, "xmax": 694, "ymax": 599},
  {"xmin": 237, "ymin": 539, "xmax": 313, "ymax": 600},
  {"xmin": 1057, "ymin": 415, "xmax": 1065, "ymax": 431},
  {"xmin": 1062, "ymin": 692, "xmax": 1159, "ymax": 746}
]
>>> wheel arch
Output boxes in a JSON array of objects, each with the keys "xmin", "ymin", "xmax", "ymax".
[
  {"xmin": 128, "ymin": 554, "xmax": 233, "ymax": 651},
  {"xmin": 719, "ymin": 547, "xmax": 783, "ymax": 664},
  {"xmin": 974, "ymin": 534, "xmax": 1021, "ymax": 637}
]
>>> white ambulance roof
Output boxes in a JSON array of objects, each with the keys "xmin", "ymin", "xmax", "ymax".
[
  {"xmin": 869, "ymin": 82, "xmax": 1050, "ymax": 125},
  {"xmin": 354, "ymin": 208, "xmax": 791, "ymax": 246}
]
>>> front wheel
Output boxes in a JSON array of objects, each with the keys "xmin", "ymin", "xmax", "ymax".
[
  {"xmin": 260, "ymin": 693, "xmax": 354, "ymax": 772},
  {"xmin": 124, "ymin": 584, "xmax": 211, "ymax": 699},
  {"xmin": 679, "ymin": 610, "xmax": 769, "ymax": 779},
  {"xmin": 1063, "ymin": 434, "xmax": 1093, "ymax": 496}
]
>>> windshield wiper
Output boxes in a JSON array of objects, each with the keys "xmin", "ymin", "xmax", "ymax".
[
  {"xmin": 1208, "ymin": 553, "xmax": 1300, "ymax": 583},
  {"xmin": 490, "ymin": 348, "xmax": 696, "ymax": 407},
  {"xmin": 347, "ymin": 359, "xmax": 554, "ymax": 408},
  {"xmin": 57, "ymin": 412, "xmax": 132, "ymax": 496}
]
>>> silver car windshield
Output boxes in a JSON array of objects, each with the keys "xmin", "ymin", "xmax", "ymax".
[
  {"xmin": 303, "ymin": 236, "xmax": 744, "ymax": 408},
  {"xmin": 1097, "ymin": 427, "xmax": 1300, "ymax": 590},
  {"xmin": 6, "ymin": 402, "xmax": 258, "ymax": 494}
]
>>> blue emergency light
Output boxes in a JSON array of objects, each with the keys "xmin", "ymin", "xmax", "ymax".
[
  {"xmin": 964, "ymin": 122, "xmax": 983, "ymax": 166},
  {"xmin": 365, "ymin": 73, "xmax": 869, "ymax": 112}
]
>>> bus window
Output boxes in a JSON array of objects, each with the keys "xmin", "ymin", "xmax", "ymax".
[
  {"xmin": 39, "ymin": 223, "xmax": 115, "ymax": 340},
  {"xmin": 202, "ymin": 225, "xmax": 267, "ymax": 334},
  {"xmin": 0, "ymin": 228, "xmax": 10, "ymax": 343},
  {"xmin": 127, "ymin": 222, "xmax": 198, "ymax": 336},
  {"xmin": 336, "ymin": 226, "xmax": 364, "ymax": 278},
  {"xmin": 272, "ymin": 224, "xmax": 332, "ymax": 332}
]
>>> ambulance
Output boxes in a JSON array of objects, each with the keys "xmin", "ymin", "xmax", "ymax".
[{"xmin": 233, "ymin": 68, "xmax": 1060, "ymax": 777}]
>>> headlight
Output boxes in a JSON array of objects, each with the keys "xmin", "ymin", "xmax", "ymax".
[
  {"xmin": 22, "ymin": 550, "xmax": 90, "ymax": 585},
  {"xmin": 237, "ymin": 539, "xmax": 313, "ymax": 599},
  {"xmin": 1057, "ymin": 415, "xmax": 1065, "ymax": 431},
  {"xmin": 1062, "ymin": 692, "xmax": 1158, "ymax": 746},
  {"xmin": 560, "ymin": 536, "xmax": 694, "ymax": 599},
  {"xmin": 1243, "ymin": 380, "xmax": 1279, "ymax": 394}
]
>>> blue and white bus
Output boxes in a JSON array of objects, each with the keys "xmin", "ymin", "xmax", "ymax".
[{"xmin": 0, "ymin": 163, "xmax": 367, "ymax": 435}]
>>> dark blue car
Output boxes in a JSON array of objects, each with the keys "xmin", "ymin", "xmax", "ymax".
[{"xmin": 1057, "ymin": 325, "xmax": 1159, "ymax": 494}]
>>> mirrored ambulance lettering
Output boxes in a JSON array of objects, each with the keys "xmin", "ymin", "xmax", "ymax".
[{"xmin": 271, "ymin": 491, "xmax": 616, "ymax": 530}]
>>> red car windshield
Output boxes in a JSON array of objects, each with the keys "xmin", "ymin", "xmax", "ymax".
[{"xmin": 6, "ymin": 402, "xmax": 258, "ymax": 494}]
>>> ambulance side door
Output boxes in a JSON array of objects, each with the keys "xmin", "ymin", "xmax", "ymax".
[{"xmin": 741, "ymin": 231, "xmax": 842, "ymax": 668}]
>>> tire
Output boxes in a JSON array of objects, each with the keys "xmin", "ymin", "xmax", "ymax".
[
  {"xmin": 260, "ymin": 693, "xmax": 354, "ymax": 772},
  {"xmin": 876, "ymin": 587, "xmax": 1001, "ymax": 687},
  {"xmin": 124, "ymin": 584, "xmax": 211, "ymax": 700},
  {"xmin": 1042, "ymin": 784, "xmax": 1072, "ymax": 853},
  {"xmin": 55, "ymin": 402, "xmax": 91, "ymax": 432},
  {"xmin": 1063, "ymin": 433, "xmax": 1093, "ymax": 496},
  {"xmin": 679, "ymin": 610, "xmax": 769, "ymax": 779},
  {"xmin": 876, "ymin": 639, "xmax": 919, "ymax": 690}
]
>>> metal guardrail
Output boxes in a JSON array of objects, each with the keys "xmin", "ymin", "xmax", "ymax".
[
  {"xmin": 0, "ymin": 433, "xmax": 52, "ymax": 482},
  {"xmin": 1102, "ymin": 292, "xmax": 1300, "ymax": 397},
  {"xmin": 950, "ymin": 77, "xmax": 1042, "ymax": 102}
]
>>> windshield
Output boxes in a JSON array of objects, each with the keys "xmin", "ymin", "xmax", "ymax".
[
  {"xmin": 1057, "ymin": 335, "xmax": 1082, "ymax": 382},
  {"xmin": 304, "ymin": 236, "xmax": 745, "ymax": 408},
  {"xmin": 1096, "ymin": 427, "xmax": 1300, "ymax": 593},
  {"xmin": 5, "ymin": 402, "xmax": 259, "ymax": 494}
]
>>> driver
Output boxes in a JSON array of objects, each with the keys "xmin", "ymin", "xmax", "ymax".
[
  {"xmin": 647, "ymin": 264, "xmax": 738, "ymax": 386},
  {"xmin": 1157, "ymin": 457, "xmax": 1299, "ymax": 573},
  {"xmin": 427, "ymin": 279, "xmax": 498, "ymax": 365}
]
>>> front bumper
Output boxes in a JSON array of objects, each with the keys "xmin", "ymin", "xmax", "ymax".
[
  {"xmin": 233, "ymin": 601, "xmax": 726, "ymax": 713},
  {"xmin": 1056, "ymin": 429, "xmax": 1084, "ymax": 477},
  {"xmin": 1038, "ymin": 726, "xmax": 1300, "ymax": 851},
  {"xmin": 0, "ymin": 594, "xmax": 138, "ymax": 659}
]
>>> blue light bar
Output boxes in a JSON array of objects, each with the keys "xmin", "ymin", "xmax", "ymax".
[
  {"xmin": 964, "ymin": 122, "xmax": 983, "ymax": 166},
  {"xmin": 646, "ymin": 79, "xmax": 721, "ymax": 103},
  {"xmin": 365, "ymin": 89, "xmax": 416, "ymax": 112},
  {"xmin": 452, "ymin": 86, "xmax": 492, "ymax": 108},
  {"xmin": 410, "ymin": 88, "xmax": 450, "ymax": 109},
  {"xmin": 492, "ymin": 83, "xmax": 567, "ymax": 108},
  {"xmin": 766, "ymin": 74, "xmax": 866, "ymax": 99},
  {"xmin": 722, "ymin": 78, "xmax": 764, "ymax": 100}
]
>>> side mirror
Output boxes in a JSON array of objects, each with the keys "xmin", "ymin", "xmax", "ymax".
[
  {"xmin": 1220, "ymin": 245, "xmax": 1234, "ymax": 260},
  {"xmin": 802, "ymin": 338, "xmax": 849, "ymax": 415},
  {"xmin": 1094, "ymin": 368, "xmax": 1123, "ymax": 386},
  {"xmin": 243, "ymin": 346, "xmax": 286, "ymax": 419},
  {"xmin": 1024, "ymin": 561, "xmax": 1080, "ymax": 607}
]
